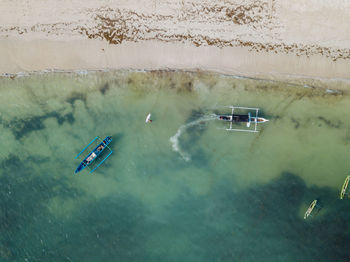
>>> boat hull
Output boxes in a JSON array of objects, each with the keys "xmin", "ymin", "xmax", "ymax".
[
  {"xmin": 75, "ymin": 136, "xmax": 112, "ymax": 174},
  {"xmin": 340, "ymin": 176, "xmax": 350, "ymax": 199},
  {"xmin": 304, "ymin": 200, "xmax": 317, "ymax": 219},
  {"xmin": 252, "ymin": 117, "xmax": 269, "ymax": 123},
  {"xmin": 218, "ymin": 115, "xmax": 269, "ymax": 124},
  {"xmin": 75, "ymin": 163, "xmax": 86, "ymax": 173}
]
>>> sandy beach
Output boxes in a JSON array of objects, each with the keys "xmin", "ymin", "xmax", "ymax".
[{"xmin": 1, "ymin": 0, "xmax": 350, "ymax": 84}]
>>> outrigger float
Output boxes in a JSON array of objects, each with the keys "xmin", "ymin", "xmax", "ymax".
[
  {"xmin": 340, "ymin": 175, "xmax": 350, "ymax": 199},
  {"xmin": 304, "ymin": 199, "xmax": 318, "ymax": 219},
  {"xmin": 217, "ymin": 106, "xmax": 269, "ymax": 132},
  {"xmin": 74, "ymin": 136, "xmax": 113, "ymax": 174}
]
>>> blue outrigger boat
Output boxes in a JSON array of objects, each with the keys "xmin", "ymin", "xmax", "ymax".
[{"xmin": 74, "ymin": 136, "xmax": 113, "ymax": 174}]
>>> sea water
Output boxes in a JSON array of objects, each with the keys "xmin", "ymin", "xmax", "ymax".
[{"xmin": 0, "ymin": 71, "xmax": 349, "ymax": 261}]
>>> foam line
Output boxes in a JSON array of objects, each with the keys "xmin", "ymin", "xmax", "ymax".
[{"xmin": 170, "ymin": 115, "xmax": 215, "ymax": 161}]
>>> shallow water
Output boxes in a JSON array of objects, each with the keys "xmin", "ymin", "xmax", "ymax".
[{"xmin": 0, "ymin": 71, "xmax": 350, "ymax": 261}]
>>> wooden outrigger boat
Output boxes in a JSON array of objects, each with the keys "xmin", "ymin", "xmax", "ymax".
[
  {"xmin": 304, "ymin": 199, "xmax": 318, "ymax": 219},
  {"xmin": 340, "ymin": 175, "xmax": 350, "ymax": 199},
  {"xmin": 74, "ymin": 136, "xmax": 113, "ymax": 174},
  {"xmin": 217, "ymin": 106, "xmax": 269, "ymax": 132}
]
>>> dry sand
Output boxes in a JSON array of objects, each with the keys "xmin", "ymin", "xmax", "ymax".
[{"xmin": 0, "ymin": 0, "xmax": 349, "ymax": 85}]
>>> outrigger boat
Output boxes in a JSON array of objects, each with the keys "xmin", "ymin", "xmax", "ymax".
[
  {"xmin": 74, "ymin": 136, "xmax": 113, "ymax": 174},
  {"xmin": 304, "ymin": 199, "xmax": 318, "ymax": 219},
  {"xmin": 217, "ymin": 106, "xmax": 269, "ymax": 132},
  {"xmin": 340, "ymin": 175, "xmax": 350, "ymax": 199}
]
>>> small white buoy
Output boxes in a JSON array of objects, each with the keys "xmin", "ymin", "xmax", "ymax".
[{"xmin": 145, "ymin": 113, "xmax": 152, "ymax": 123}]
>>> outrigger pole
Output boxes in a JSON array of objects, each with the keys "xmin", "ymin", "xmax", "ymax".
[
  {"xmin": 75, "ymin": 136, "xmax": 99, "ymax": 159},
  {"xmin": 255, "ymin": 108, "xmax": 258, "ymax": 132},
  {"xmin": 226, "ymin": 128, "xmax": 259, "ymax": 133},
  {"xmin": 228, "ymin": 106, "xmax": 260, "ymax": 110},
  {"xmin": 225, "ymin": 106, "xmax": 259, "ymax": 132},
  {"xmin": 90, "ymin": 151, "xmax": 113, "ymax": 173},
  {"xmin": 89, "ymin": 136, "xmax": 113, "ymax": 173}
]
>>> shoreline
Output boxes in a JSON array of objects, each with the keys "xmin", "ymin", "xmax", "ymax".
[
  {"xmin": 1, "ymin": 38, "xmax": 350, "ymax": 91},
  {"xmin": 1, "ymin": 67, "xmax": 348, "ymax": 95}
]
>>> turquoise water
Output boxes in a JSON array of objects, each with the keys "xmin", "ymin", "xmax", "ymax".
[{"xmin": 0, "ymin": 71, "xmax": 350, "ymax": 261}]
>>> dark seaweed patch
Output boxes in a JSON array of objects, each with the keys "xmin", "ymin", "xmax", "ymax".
[
  {"xmin": 176, "ymin": 80, "xmax": 194, "ymax": 93},
  {"xmin": 9, "ymin": 115, "xmax": 45, "ymax": 139},
  {"xmin": 0, "ymin": 154, "xmax": 21, "ymax": 170},
  {"xmin": 185, "ymin": 81, "xmax": 193, "ymax": 92},
  {"xmin": 291, "ymin": 117, "xmax": 300, "ymax": 129},
  {"xmin": 175, "ymin": 82, "xmax": 193, "ymax": 93},
  {"xmin": 257, "ymin": 84, "xmax": 269, "ymax": 90},
  {"xmin": 317, "ymin": 116, "xmax": 341, "ymax": 128},
  {"xmin": 155, "ymin": 172, "xmax": 350, "ymax": 262},
  {"xmin": 1, "ymin": 161, "xmax": 350, "ymax": 261},
  {"xmin": 9, "ymin": 112, "xmax": 75, "ymax": 139},
  {"xmin": 66, "ymin": 92, "xmax": 87, "ymax": 105},
  {"xmin": 56, "ymin": 112, "xmax": 74, "ymax": 125},
  {"xmin": 99, "ymin": 83, "xmax": 110, "ymax": 95}
]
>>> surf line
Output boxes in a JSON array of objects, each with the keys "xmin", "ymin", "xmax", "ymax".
[{"xmin": 169, "ymin": 115, "xmax": 215, "ymax": 161}]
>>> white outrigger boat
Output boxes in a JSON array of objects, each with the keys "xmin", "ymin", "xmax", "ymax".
[
  {"xmin": 340, "ymin": 175, "xmax": 350, "ymax": 199},
  {"xmin": 304, "ymin": 200, "xmax": 318, "ymax": 219},
  {"xmin": 217, "ymin": 106, "xmax": 269, "ymax": 132}
]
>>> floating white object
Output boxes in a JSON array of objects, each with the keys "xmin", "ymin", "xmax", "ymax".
[{"xmin": 145, "ymin": 113, "xmax": 152, "ymax": 123}]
